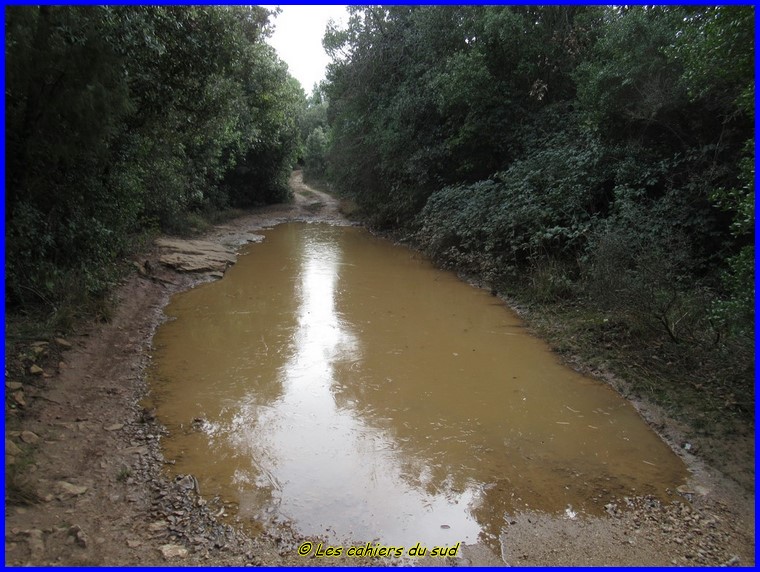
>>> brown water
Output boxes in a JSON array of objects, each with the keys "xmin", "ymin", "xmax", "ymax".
[{"xmin": 151, "ymin": 222, "xmax": 687, "ymax": 549}]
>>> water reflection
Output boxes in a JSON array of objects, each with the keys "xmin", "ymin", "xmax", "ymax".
[
  {"xmin": 151, "ymin": 223, "xmax": 686, "ymax": 551},
  {"xmin": 223, "ymin": 227, "xmax": 482, "ymax": 546}
]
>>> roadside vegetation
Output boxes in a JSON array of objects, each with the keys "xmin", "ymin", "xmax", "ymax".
[
  {"xmin": 304, "ymin": 5, "xmax": 754, "ymax": 481},
  {"xmin": 5, "ymin": 5, "xmax": 305, "ymax": 332}
]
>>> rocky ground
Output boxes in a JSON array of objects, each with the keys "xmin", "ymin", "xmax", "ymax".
[{"xmin": 4, "ymin": 171, "xmax": 755, "ymax": 566}]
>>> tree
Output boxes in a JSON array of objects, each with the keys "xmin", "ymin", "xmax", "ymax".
[
  {"xmin": 5, "ymin": 5, "xmax": 304, "ymax": 315},
  {"xmin": 321, "ymin": 4, "xmax": 754, "ymax": 352},
  {"xmin": 670, "ymin": 6, "xmax": 754, "ymax": 335},
  {"xmin": 323, "ymin": 5, "xmax": 601, "ymax": 226}
]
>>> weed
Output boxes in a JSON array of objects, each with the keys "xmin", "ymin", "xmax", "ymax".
[
  {"xmin": 116, "ymin": 467, "xmax": 132, "ymax": 482},
  {"xmin": 5, "ymin": 473, "xmax": 39, "ymax": 506},
  {"xmin": 5, "ymin": 448, "xmax": 39, "ymax": 506},
  {"xmin": 304, "ymin": 201, "xmax": 324, "ymax": 213}
]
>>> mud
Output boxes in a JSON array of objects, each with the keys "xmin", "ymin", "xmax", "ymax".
[
  {"xmin": 151, "ymin": 221, "xmax": 688, "ymax": 552},
  {"xmin": 4, "ymin": 171, "xmax": 754, "ymax": 566}
]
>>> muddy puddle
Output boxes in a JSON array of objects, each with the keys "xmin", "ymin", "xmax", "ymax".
[{"xmin": 150, "ymin": 222, "xmax": 687, "ymax": 551}]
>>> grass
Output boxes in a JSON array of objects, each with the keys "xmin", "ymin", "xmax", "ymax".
[
  {"xmin": 526, "ymin": 299, "xmax": 750, "ymax": 416},
  {"xmin": 5, "ymin": 443, "xmax": 40, "ymax": 506},
  {"xmin": 6, "ymin": 471, "xmax": 39, "ymax": 506},
  {"xmin": 505, "ymin": 293, "xmax": 754, "ymax": 489},
  {"xmin": 200, "ymin": 207, "xmax": 247, "ymax": 226},
  {"xmin": 163, "ymin": 207, "xmax": 249, "ymax": 237},
  {"xmin": 298, "ymin": 189, "xmax": 318, "ymax": 200},
  {"xmin": 303, "ymin": 200, "xmax": 324, "ymax": 213},
  {"xmin": 337, "ymin": 198, "xmax": 361, "ymax": 219},
  {"xmin": 300, "ymin": 173, "xmax": 362, "ymax": 219},
  {"xmin": 116, "ymin": 467, "xmax": 132, "ymax": 482}
]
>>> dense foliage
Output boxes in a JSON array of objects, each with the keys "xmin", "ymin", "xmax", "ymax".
[
  {"xmin": 317, "ymin": 6, "xmax": 754, "ymax": 416},
  {"xmin": 298, "ymin": 85, "xmax": 330, "ymax": 180},
  {"xmin": 6, "ymin": 6, "xmax": 304, "ymax": 313}
]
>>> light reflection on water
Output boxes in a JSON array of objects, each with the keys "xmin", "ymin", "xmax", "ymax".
[{"xmin": 151, "ymin": 222, "xmax": 686, "ymax": 549}]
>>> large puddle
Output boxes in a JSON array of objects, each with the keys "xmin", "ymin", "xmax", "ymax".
[{"xmin": 150, "ymin": 222, "xmax": 687, "ymax": 550}]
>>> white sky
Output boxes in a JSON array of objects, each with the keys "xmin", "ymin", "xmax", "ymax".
[{"xmin": 261, "ymin": 5, "xmax": 349, "ymax": 95}]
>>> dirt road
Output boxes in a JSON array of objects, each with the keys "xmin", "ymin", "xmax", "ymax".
[{"xmin": 4, "ymin": 171, "xmax": 754, "ymax": 566}]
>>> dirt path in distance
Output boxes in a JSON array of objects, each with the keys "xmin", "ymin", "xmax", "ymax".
[{"xmin": 4, "ymin": 171, "xmax": 754, "ymax": 567}]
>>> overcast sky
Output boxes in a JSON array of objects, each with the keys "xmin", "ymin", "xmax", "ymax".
[{"xmin": 261, "ymin": 5, "xmax": 349, "ymax": 95}]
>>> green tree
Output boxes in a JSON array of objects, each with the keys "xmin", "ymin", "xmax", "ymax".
[
  {"xmin": 670, "ymin": 6, "xmax": 754, "ymax": 335},
  {"xmin": 323, "ymin": 6, "xmax": 600, "ymax": 226},
  {"xmin": 6, "ymin": 6, "xmax": 137, "ymax": 306},
  {"xmin": 5, "ymin": 5, "xmax": 305, "ymax": 317}
]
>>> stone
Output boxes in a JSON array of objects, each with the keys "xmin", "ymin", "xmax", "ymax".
[
  {"xmin": 121, "ymin": 445, "xmax": 148, "ymax": 456},
  {"xmin": 159, "ymin": 544, "xmax": 188, "ymax": 559},
  {"xmin": 57, "ymin": 481, "xmax": 88, "ymax": 497},
  {"xmin": 676, "ymin": 484, "xmax": 694, "ymax": 495},
  {"xmin": 127, "ymin": 539, "xmax": 142, "ymax": 548},
  {"xmin": 24, "ymin": 529, "xmax": 45, "ymax": 561},
  {"xmin": 132, "ymin": 261, "xmax": 148, "ymax": 276},
  {"xmin": 177, "ymin": 475, "xmax": 196, "ymax": 491},
  {"xmin": 54, "ymin": 338, "xmax": 72, "ymax": 349},
  {"xmin": 156, "ymin": 238, "xmax": 237, "ymax": 273},
  {"xmin": 29, "ymin": 365, "xmax": 44, "ymax": 376},
  {"xmin": 148, "ymin": 521, "xmax": 168, "ymax": 533},
  {"xmin": 20, "ymin": 431, "xmax": 40, "ymax": 445},
  {"xmin": 6, "ymin": 439, "xmax": 23, "ymax": 456},
  {"xmin": 104, "ymin": 423, "xmax": 124, "ymax": 432},
  {"xmin": 12, "ymin": 391, "xmax": 26, "ymax": 407},
  {"xmin": 76, "ymin": 531, "xmax": 88, "ymax": 548},
  {"xmin": 68, "ymin": 525, "xmax": 88, "ymax": 548},
  {"xmin": 6, "ymin": 382, "xmax": 23, "ymax": 391}
]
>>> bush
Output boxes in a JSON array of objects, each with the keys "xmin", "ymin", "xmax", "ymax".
[
  {"xmin": 583, "ymin": 186, "xmax": 719, "ymax": 345},
  {"xmin": 5, "ymin": 6, "xmax": 303, "ymax": 321},
  {"xmin": 416, "ymin": 125, "xmax": 610, "ymax": 281},
  {"xmin": 303, "ymin": 127, "xmax": 329, "ymax": 178}
]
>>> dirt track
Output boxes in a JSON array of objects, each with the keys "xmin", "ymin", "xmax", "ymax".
[{"xmin": 4, "ymin": 171, "xmax": 755, "ymax": 566}]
